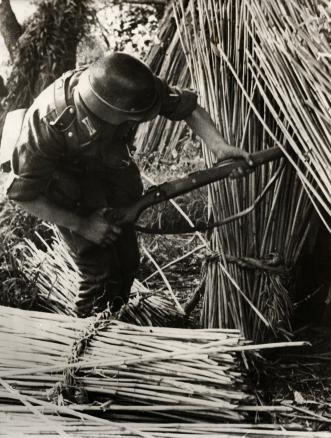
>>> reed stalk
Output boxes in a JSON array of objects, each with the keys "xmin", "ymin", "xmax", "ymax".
[{"xmin": 2, "ymin": 404, "xmax": 330, "ymax": 438}]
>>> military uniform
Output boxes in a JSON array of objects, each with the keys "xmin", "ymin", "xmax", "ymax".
[{"xmin": 6, "ymin": 67, "xmax": 197, "ymax": 315}]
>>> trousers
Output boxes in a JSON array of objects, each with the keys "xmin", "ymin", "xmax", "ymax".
[
  {"xmin": 47, "ymin": 160, "xmax": 144, "ymax": 316},
  {"xmin": 58, "ymin": 225, "xmax": 140, "ymax": 316}
]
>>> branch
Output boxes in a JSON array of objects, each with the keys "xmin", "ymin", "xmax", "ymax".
[{"xmin": 0, "ymin": 0, "xmax": 22, "ymax": 60}]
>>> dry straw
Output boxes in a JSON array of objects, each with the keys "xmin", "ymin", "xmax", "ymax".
[
  {"xmin": 0, "ymin": 305, "xmax": 307, "ymax": 423},
  {"xmin": 20, "ymin": 228, "xmax": 184, "ymax": 326}
]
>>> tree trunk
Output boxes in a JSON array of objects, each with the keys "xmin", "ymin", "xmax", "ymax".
[
  {"xmin": 0, "ymin": 0, "xmax": 22, "ymax": 60},
  {"xmin": 0, "ymin": 75, "xmax": 7, "ymax": 98}
]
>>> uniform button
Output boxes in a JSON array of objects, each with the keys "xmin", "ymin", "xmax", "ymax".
[
  {"xmin": 68, "ymin": 132, "xmax": 73, "ymax": 138},
  {"xmin": 69, "ymin": 107, "xmax": 75, "ymax": 114}
]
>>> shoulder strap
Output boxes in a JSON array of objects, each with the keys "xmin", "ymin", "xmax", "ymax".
[
  {"xmin": 49, "ymin": 71, "xmax": 81, "ymax": 149},
  {"xmin": 49, "ymin": 71, "xmax": 75, "ymax": 130}
]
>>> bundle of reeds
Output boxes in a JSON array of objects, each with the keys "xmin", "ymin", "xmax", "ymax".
[
  {"xmin": 171, "ymin": 0, "xmax": 315, "ymax": 341},
  {"xmin": 246, "ymin": 0, "xmax": 331, "ymax": 229},
  {"xmin": 135, "ymin": 1, "xmax": 191, "ymax": 162},
  {"xmin": 21, "ymin": 229, "xmax": 184, "ymax": 326},
  {"xmin": 0, "ymin": 305, "xmax": 308, "ymax": 422},
  {"xmin": 1, "ymin": 406, "xmax": 330, "ymax": 438},
  {"xmin": 116, "ymin": 288, "xmax": 185, "ymax": 327}
]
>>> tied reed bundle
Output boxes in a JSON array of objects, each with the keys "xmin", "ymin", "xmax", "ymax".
[
  {"xmin": 1, "ymin": 405, "xmax": 330, "ymax": 438},
  {"xmin": 0, "ymin": 306, "xmax": 308, "ymax": 422},
  {"xmin": 21, "ymin": 229, "xmax": 184, "ymax": 326},
  {"xmin": 173, "ymin": 0, "xmax": 314, "ymax": 341}
]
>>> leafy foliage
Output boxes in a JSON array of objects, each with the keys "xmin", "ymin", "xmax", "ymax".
[
  {"xmin": 5, "ymin": 0, "xmax": 95, "ymax": 111},
  {"xmin": 78, "ymin": 3, "xmax": 160, "ymax": 64}
]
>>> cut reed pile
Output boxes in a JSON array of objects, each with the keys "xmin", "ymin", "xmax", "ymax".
[
  {"xmin": 0, "ymin": 305, "xmax": 308, "ymax": 422},
  {"xmin": 1, "ymin": 406, "xmax": 330, "ymax": 438},
  {"xmin": 135, "ymin": 2, "xmax": 191, "ymax": 162},
  {"xmin": 21, "ymin": 228, "xmax": 184, "ymax": 326},
  {"xmin": 246, "ymin": 0, "xmax": 331, "ymax": 230},
  {"xmin": 171, "ymin": 0, "xmax": 315, "ymax": 341}
]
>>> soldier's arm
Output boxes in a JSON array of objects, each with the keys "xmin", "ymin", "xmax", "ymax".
[
  {"xmin": 16, "ymin": 196, "xmax": 121, "ymax": 245},
  {"xmin": 185, "ymin": 104, "xmax": 252, "ymax": 164},
  {"xmin": 16, "ymin": 196, "xmax": 83, "ymax": 233},
  {"xmin": 158, "ymin": 80, "xmax": 252, "ymax": 165}
]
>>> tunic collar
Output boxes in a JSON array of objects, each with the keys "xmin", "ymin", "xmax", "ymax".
[{"xmin": 73, "ymin": 86, "xmax": 103, "ymax": 142}]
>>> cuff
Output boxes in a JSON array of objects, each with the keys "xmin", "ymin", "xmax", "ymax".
[
  {"xmin": 6, "ymin": 174, "xmax": 45, "ymax": 202},
  {"xmin": 168, "ymin": 88, "xmax": 198, "ymax": 121},
  {"xmin": 159, "ymin": 83, "xmax": 198, "ymax": 121}
]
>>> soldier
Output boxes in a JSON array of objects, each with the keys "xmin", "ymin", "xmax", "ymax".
[{"xmin": 5, "ymin": 52, "xmax": 252, "ymax": 316}]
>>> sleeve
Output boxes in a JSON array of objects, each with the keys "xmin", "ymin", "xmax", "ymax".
[
  {"xmin": 157, "ymin": 78, "xmax": 198, "ymax": 121},
  {"xmin": 6, "ymin": 106, "xmax": 65, "ymax": 202}
]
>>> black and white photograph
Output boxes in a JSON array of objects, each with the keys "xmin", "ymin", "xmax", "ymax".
[{"xmin": 0, "ymin": 0, "xmax": 330, "ymax": 436}]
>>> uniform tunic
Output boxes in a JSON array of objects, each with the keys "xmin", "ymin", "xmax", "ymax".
[{"xmin": 6, "ymin": 68, "xmax": 198, "ymax": 315}]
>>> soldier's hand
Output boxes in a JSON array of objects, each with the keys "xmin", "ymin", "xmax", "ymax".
[
  {"xmin": 215, "ymin": 144, "xmax": 254, "ymax": 179},
  {"xmin": 216, "ymin": 144, "xmax": 253, "ymax": 166},
  {"xmin": 78, "ymin": 209, "xmax": 122, "ymax": 245}
]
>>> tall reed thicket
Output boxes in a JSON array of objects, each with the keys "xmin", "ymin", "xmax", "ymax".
[
  {"xmin": 138, "ymin": 0, "xmax": 331, "ymax": 341},
  {"xmin": 247, "ymin": 0, "xmax": 331, "ymax": 230},
  {"xmin": 174, "ymin": 0, "xmax": 311, "ymax": 341}
]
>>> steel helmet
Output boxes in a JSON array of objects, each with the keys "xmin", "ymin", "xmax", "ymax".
[{"xmin": 77, "ymin": 52, "xmax": 161, "ymax": 124}]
